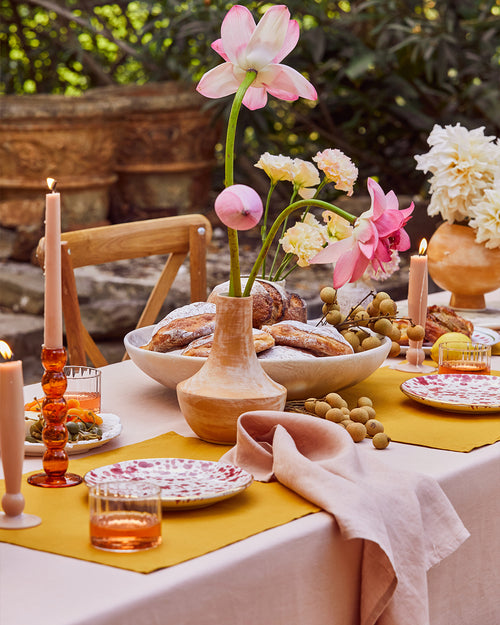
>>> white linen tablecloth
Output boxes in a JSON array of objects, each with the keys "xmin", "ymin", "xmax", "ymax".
[{"xmin": 1, "ymin": 288, "xmax": 500, "ymax": 625}]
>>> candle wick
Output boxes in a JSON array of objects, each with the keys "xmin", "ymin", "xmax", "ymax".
[{"xmin": 51, "ymin": 181, "xmax": 58, "ymax": 192}]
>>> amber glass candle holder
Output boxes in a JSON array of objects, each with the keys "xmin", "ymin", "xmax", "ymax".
[{"xmin": 28, "ymin": 346, "xmax": 82, "ymax": 488}]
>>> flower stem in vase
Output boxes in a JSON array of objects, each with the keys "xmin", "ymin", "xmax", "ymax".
[{"xmin": 28, "ymin": 347, "xmax": 82, "ymax": 488}]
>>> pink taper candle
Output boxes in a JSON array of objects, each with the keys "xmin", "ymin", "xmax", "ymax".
[
  {"xmin": 44, "ymin": 178, "xmax": 63, "ymax": 349},
  {"xmin": 407, "ymin": 239, "xmax": 428, "ymax": 367},
  {"xmin": 0, "ymin": 341, "xmax": 40, "ymax": 527}
]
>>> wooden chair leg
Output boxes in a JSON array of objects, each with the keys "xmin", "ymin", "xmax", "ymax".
[
  {"xmin": 61, "ymin": 244, "xmax": 108, "ymax": 368},
  {"xmin": 61, "ymin": 243, "xmax": 87, "ymax": 366},
  {"xmin": 189, "ymin": 224, "xmax": 208, "ymax": 302}
]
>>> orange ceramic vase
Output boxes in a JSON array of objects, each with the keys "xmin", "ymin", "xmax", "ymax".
[
  {"xmin": 427, "ymin": 223, "xmax": 500, "ymax": 310},
  {"xmin": 176, "ymin": 293, "xmax": 287, "ymax": 445}
]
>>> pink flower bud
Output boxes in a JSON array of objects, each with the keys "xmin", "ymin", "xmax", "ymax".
[{"xmin": 215, "ymin": 184, "xmax": 263, "ymax": 231}]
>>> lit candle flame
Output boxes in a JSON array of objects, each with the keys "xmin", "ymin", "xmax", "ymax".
[
  {"xmin": 46, "ymin": 178, "xmax": 57, "ymax": 192},
  {"xmin": 0, "ymin": 340, "xmax": 13, "ymax": 360},
  {"xmin": 419, "ymin": 238, "xmax": 427, "ymax": 255}
]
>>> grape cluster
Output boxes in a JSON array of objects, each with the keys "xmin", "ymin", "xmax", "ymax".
[{"xmin": 319, "ymin": 287, "xmax": 423, "ymax": 358}]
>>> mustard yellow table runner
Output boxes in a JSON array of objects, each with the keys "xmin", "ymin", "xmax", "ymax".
[
  {"xmin": 0, "ymin": 432, "xmax": 319, "ymax": 573},
  {"xmin": 339, "ymin": 365, "xmax": 500, "ymax": 452}
]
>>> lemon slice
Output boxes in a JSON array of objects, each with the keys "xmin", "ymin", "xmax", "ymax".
[{"xmin": 430, "ymin": 332, "xmax": 472, "ymax": 363}]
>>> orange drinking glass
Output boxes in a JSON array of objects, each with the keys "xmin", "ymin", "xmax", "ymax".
[
  {"xmin": 89, "ymin": 481, "xmax": 162, "ymax": 552},
  {"xmin": 64, "ymin": 366, "xmax": 101, "ymax": 413}
]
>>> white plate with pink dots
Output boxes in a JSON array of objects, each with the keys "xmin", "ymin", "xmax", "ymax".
[
  {"xmin": 400, "ymin": 374, "xmax": 500, "ymax": 413},
  {"xmin": 84, "ymin": 458, "xmax": 253, "ymax": 509}
]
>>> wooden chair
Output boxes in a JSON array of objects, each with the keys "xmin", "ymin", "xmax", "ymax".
[{"xmin": 36, "ymin": 214, "xmax": 212, "ymax": 367}]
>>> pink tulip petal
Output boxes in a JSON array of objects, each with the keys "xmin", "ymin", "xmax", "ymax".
[
  {"xmin": 221, "ymin": 5, "xmax": 256, "ymax": 66},
  {"xmin": 367, "ymin": 178, "xmax": 388, "ymax": 220},
  {"xmin": 245, "ymin": 5, "xmax": 290, "ymax": 68},
  {"xmin": 374, "ymin": 240, "xmax": 392, "ymax": 263},
  {"xmin": 263, "ymin": 64, "xmax": 317, "ymax": 101},
  {"xmin": 196, "ymin": 63, "xmax": 240, "ymax": 99},
  {"xmin": 399, "ymin": 204, "xmax": 415, "ymax": 222},
  {"xmin": 211, "ymin": 38, "xmax": 229, "ymax": 62},
  {"xmin": 242, "ymin": 86, "xmax": 269, "ymax": 110},
  {"xmin": 373, "ymin": 211, "xmax": 404, "ymax": 237},
  {"xmin": 358, "ymin": 238, "xmax": 377, "ymax": 259},
  {"xmin": 333, "ymin": 247, "xmax": 369, "ymax": 288},
  {"xmin": 384, "ymin": 189, "xmax": 400, "ymax": 212},
  {"xmin": 355, "ymin": 219, "xmax": 377, "ymax": 245},
  {"xmin": 396, "ymin": 228, "xmax": 411, "ymax": 251},
  {"xmin": 347, "ymin": 254, "xmax": 371, "ymax": 284},
  {"xmin": 310, "ymin": 236, "xmax": 354, "ymax": 264},
  {"xmin": 273, "ymin": 20, "xmax": 300, "ymax": 63}
]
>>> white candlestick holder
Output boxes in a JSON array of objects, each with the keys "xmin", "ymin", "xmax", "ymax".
[{"xmin": 0, "ymin": 363, "xmax": 41, "ymax": 529}]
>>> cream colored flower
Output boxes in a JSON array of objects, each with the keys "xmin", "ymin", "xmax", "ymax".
[
  {"xmin": 468, "ymin": 183, "xmax": 500, "ymax": 249},
  {"xmin": 415, "ymin": 124, "xmax": 500, "ymax": 224},
  {"xmin": 255, "ymin": 153, "xmax": 294, "ymax": 184},
  {"xmin": 291, "ymin": 158, "xmax": 320, "ymax": 198},
  {"xmin": 313, "ymin": 149, "xmax": 358, "ymax": 196},
  {"xmin": 280, "ymin": 213, "xmax": 328, "ymax": 267},
  {"xmin": 322, "ymin": 210, "xmax": 352, "ymax": 241}
]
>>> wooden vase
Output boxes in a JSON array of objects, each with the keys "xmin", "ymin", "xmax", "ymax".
[
  {"xmin": 176, "ymin": 294, "xmax": 287, "ymax": 445},
  {"xmin": 427, "ymin": 222, "xmax": 500, "ymax": 310}
]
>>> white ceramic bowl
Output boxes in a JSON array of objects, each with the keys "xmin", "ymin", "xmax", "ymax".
[{"xmin": 124, "ymin": 325, "xmax": 391, "ymax": 400}]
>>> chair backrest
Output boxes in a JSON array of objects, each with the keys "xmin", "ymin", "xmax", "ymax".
[{"xmin": 36, "ymin": 214, "xmax": 212, "ymax": 367}]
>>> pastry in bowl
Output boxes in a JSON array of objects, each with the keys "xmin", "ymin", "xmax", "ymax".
[
  {"xmin": 262, "ymin": 320, "xmax": 353, "ymax": 357},
  {"xmin": 207, "ymin": 279, "xmax": 307, "ymax": 328}
]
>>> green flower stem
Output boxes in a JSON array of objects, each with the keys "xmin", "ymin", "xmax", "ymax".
[
  {"xmin": 269, "ymin": 186, "xmax": 299, "ymax": 279},
  {"xmin": 261, "ymin": 181, "xmax": 277, "ymax": 278},
  {"xmin": 225, "ymin": 70, "xmax": 257, "ymax": 297},
  {"xmin": 243, "ymin": 199, "xmax": 356, "ymax": 297}
]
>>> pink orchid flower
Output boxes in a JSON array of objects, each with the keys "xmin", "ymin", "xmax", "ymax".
[
  {"xmin": 310, "ymin": 178, "xmax": 414, "ymax": 288},
  {"xmin": 215, "ymin": 184, "xmax": 263, "ymax": 231},
  {"xmin": 196, "ymin": 4, "xmax": 317, "ymax": 110}
]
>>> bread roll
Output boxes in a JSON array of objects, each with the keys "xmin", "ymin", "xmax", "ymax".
[
  {"xmin": 143, "ymin": 302, "xmax": 216, "ymax": 352},
  {"xmin": 181, "ymin": 328, "xmax": 275, "ymax": 357},
  {"xmin": 208, "ymin": 279, "xmax": 306, "ymax": 328},
  {"xmin": 262, "ymin": 321, "xmax": 353, "ymax": 357}
]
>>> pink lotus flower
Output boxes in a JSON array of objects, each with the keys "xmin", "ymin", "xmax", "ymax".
[
  {"xmin": 215, "ymin": 184, "xmax": 263, "ymax": 231},
  {"xmin": 196, "ymin": 4, "xmax": 317, "ymax": 110},
  {"xmin": 310, "ymin": 178, "xmax": 414, "ymax": 288}
]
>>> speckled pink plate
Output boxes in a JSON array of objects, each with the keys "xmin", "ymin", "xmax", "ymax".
[
  {"xmin": 401, "ymin": 374, "xmax": 500, "ymax": 413},
  {"xmin": 84, "ymin": 458, "xmax": 253, "ymax": 509}
]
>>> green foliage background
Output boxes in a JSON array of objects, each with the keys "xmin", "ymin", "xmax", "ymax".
[{"xmin": 1, "ymin": 0, "xmax": 500, "ymax": 195}]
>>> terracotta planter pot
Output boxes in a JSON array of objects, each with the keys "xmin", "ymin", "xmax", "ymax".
[
  {"xmin": 176, "ymin": 294, "xmax": 287, "ymax": 445},
  {"xmin": 0, "ymin": 94, "xmax": 120, "ymax": 233},
  {"xmin": 87, "ymin": 82, "xmax": 221, "ymax": 221},
  {"xmin": 427, "ymin": 222, "xmax": 500, "ymax": 310}
]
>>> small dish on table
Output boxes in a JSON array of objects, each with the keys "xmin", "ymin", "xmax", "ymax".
[
  {"xmin": 400, "ymin": 374, "xmax": 500, "ymax": 414},
  {"xmin": 24, "ymin": 413, "xmax": 122, "ymax": 456},
  {"xmin": 84, "ymin": 458, "xmax": 253, "ymax": 510}
]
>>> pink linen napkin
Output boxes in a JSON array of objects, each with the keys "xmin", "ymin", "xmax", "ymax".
[{"xmin": 220, "ymin": 411, "xmax": 469, "ymax": 625}]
